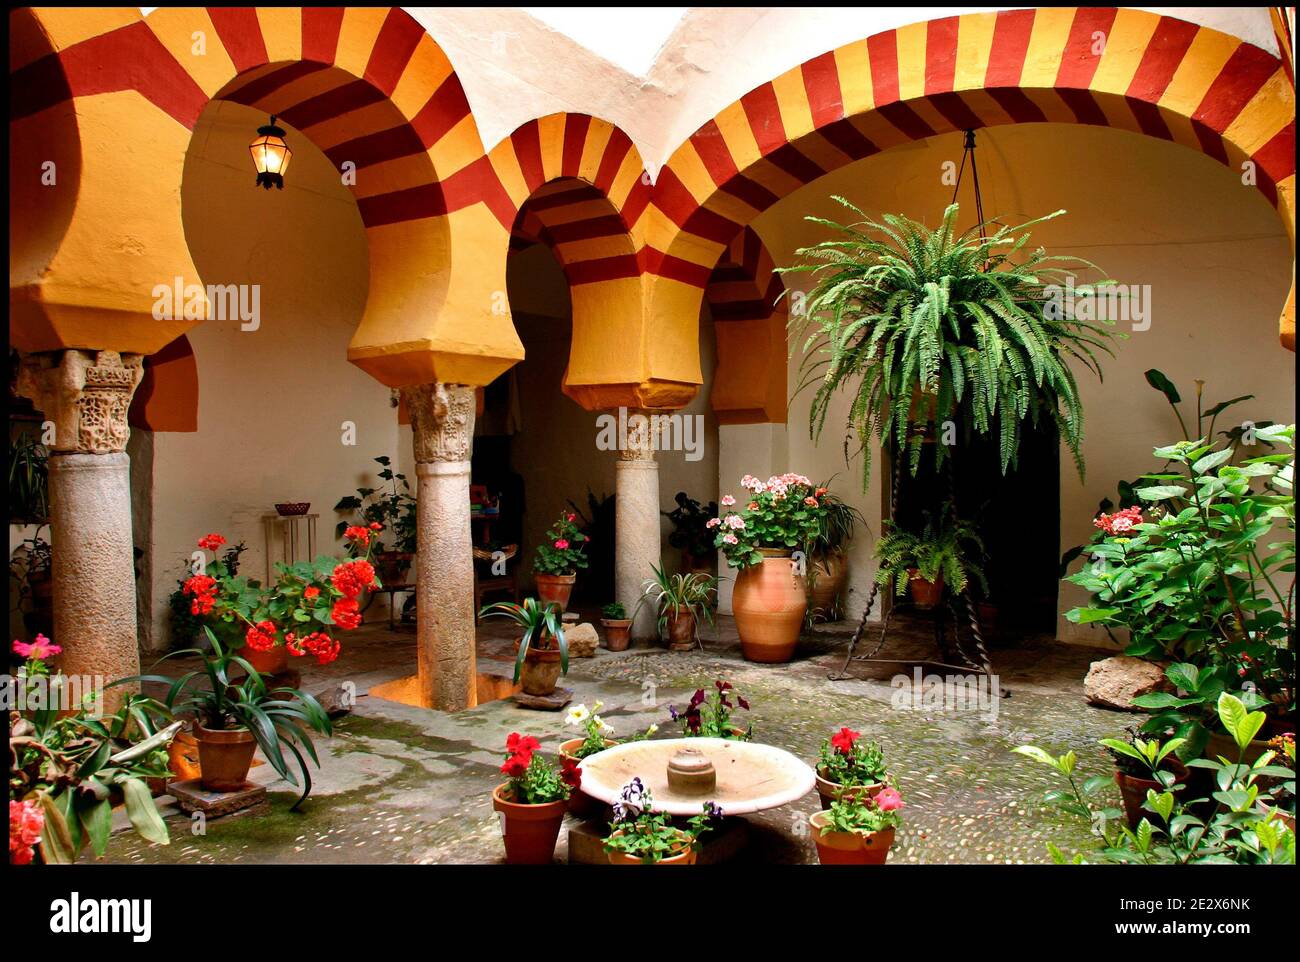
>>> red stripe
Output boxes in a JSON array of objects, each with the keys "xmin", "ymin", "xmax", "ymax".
[
  {"xmin": 526, "ymin": 182, "xmax": 605, "ymax": 211},
  {"xmin": 985, "ymin": 9, "xmax": 1035, "ymax": 89},
  {"xmin": 326, "ymin": 124, "xmax": 425, "ymax": 170},
  {"xmin": 1126, "ymin": 98, "xmax": 1174, "ymax": 141},
  {"xmin": 511, "ymin": 122, "xmax": 545, "ymax": 191},
  {"xmin": 742, "ymin": 228, "xmax": 761, "ymax": 275},
  {"xmin": 1192, "ymin": 43, "xmax": 1279, "ymax": 135},
  {"xmin": 987, "ymin": 88, "xmax": 1045, "ymax": 124},
  {"xmin": 765, "ymin": 143, "xmax": 825, "ymax": 184},
  {"xmin": 546, "ymin": 214, "xmax": 629, "ymax": 244},
  {"xmin": 277, "ymin": 78, "xmax": 385, "ymax": 129},
  {"xmin": 740, "ymin": 83, "xmax": 787, "ymax": 155},
  {"xmin": 641, "ymin": 248, "xmax": 712, "ymax": 288},
  {"xmin": 566, "ymin": 255, "xmax": 640, "ymax": 285},
  {"xmin": 652, "ymin": 168, "xmax": 702, "ymax": 227},
  {"xmin": 58, "ymin": 22, "xmax": 208, "ymax": 128},
  {"xmin": 223, "ymin": 61, "xmax": 331, "ymax": 108},
  {"xmin": 928, "ymin": 92, "xmax": 984, "ymax": 132},
  {"xmin": 562, "ymin": 114, "xmax": 592, "ymax": 177},
  {"xmin": 1055, "ymin": 8, "xmax": 1117, "ymax": 89},
  {"xmin": 689, "ymin": 121, "xmax": 740, "ymax": 185},
  {"xmin": 802, "ymin": 52, "xmax": 844, "ymax": 128},
  {"xmin": 878, "ymin": 102, "xmax": 934, "ymax": 140},
  {"xmin": 360, "ymin": 155, "xmax": 514, "ymax": 229},
  {"xmin": 818, "ymin": 118, "xmax": 880, "ymax": 160},
  {"xmin": 1251, "ymin": 120, "xmax": 1293, "ymax": 206},
  {"xmin": 358, "ymin": 182, "xmax": 446, "ymax": 226},
  {"xmin": 302, "ymin": 7, "xmax": 345, "ymax": 63},
  {"xmin": 1056, "ymin": 88, "xmax": 1108, "ymax": 126},
  {"xmin": 622, "ymin": 177, "xmax": 652, "ymax": 228},
  {"xmin": 720, "ymin": 175, "xmax": 780, "ymax": 212},
  {"xmin": 207, "ymin": 8, "xmax": 269, "ymax": 74},
  {"xmin": 924, "ymin": 17, "xmax": 960, "ymax": 95},
  {"xmin": 593, "ymin": 127, "xmax": 634, "ymax": 194},
  {"xmin": 867, "ymin": 31, "xmax": 900, "ymax": 104},
  {"xmin": 683, "ymin": 206, "xmax": 743, "ymax": 247},
  {"xmin": 1126, "ymin": 17, "xmax": 1198, "ymax": 104},
  {"xmin": 365, "ymin": 8, "xmax": 425, "ymax": 96},
  {"xmin": 410, "ymin": 74, "xmax": 471, "ymax": 148}
]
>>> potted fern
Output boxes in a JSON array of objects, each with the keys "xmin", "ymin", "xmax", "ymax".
[
  {"xmin": 873, "ymin": 508, "xmax": 986, "ymax": 609},
  {"xmin": 782, "ymin": 201, "xmax": 1118, "ymax": 489}
]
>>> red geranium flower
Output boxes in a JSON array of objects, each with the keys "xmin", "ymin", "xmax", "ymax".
[
  {"xmin": 299, "ymin": 630, "xmax": 341, "ymax": 665},
  {"xmin": 330, "ymin": 560, "xmax": 376, "ymax": 599},
  {"xmin": 182, "ymin": 574, "xmax": 218, "ymax": 616},
  {"xmin": 560, "ymin": 755, "xmax": 582, "ymax": 789},
  {"xmin": 368, "ymin": 522, "xmax": 383, "ymax": 531},
  {"xmin": 303, "ymin": 586, "xmax": 320, "ymax": 600},
  {"xmin": 554, "ymin": 539, "xmax": 569, "ymax": 550},
  {"xmin": 830, "ymin": 726, "xmax": 860, "ymax": 754},
  {"xmin": 244, "ymin": 620, "xmax": 278, "ymax": 652},
  {"xmin": 198, "ymin": 533, "xmax": 226, "ymax": 552},
  {"xmin": 344, "ymin": 525, "xmax": 371, "ymax": 546},
  {"xmin": 331, "ymin": 598, "xmax": 362, "ymax": 631}
]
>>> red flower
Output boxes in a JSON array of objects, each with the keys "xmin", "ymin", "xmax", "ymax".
[
  {"xmin": 330, "ymin": 560, "xmax": 376, "ymax": 599},
  {"xmin": 285, "ymin": 632, "xmax": 303, "ymax": 657},
  {"xmin": 299, "ymin": 631, "xmax": 341, "ymax": 665},
  {"xmin": 182, "ymin": 574, "xmax": 218, "ymax": 616},
  {"xmin": 506, "ymin": 732, "xmax": 540, "ymax": 755},
  {"xmin": 244, "ymin": 620, "xmax": 278, "ymax": 652},
  {"xmin": 501, "ymin": 733, "xmax": 540, "ymax": 778},
  {"xmin": 10, "ymin": 799, "xmax": 44, "ymax": 865},
  {"xmin": 344, "ymin": 525, "xmax": 371, "ymax": 546},
  {"xmin": 554, "ymin": 539, "xmax": 569, "ymax": 550},
  {"xmin": 1094, "ymin": 506, "xmax": 1143, "ymax": 537},
  {"xmin": 198, "ymin": 533, "xmax": 226, "ymax": 552},
  {"xmin": 303, "ymin": 586, "xmax": 321, "ymax": 600},
  {"xmin": 875, "ymin": 787, "xmax": 904, "ymax": 812},
  {"xmin": 830, "ymin": 727, "xmax": 860, "ymax": 755},
  {"xmin": 560, "ymin": 755, "xmax": 582, "ymax": 789},
  {"xmin": 368, "ymin": 522, "xmax": 383, "ymax": 531},
  {"xmin": 331, "ymin": 598, "xmax": 362, "ymax": 631},
  {"xmin": 566, "ymin": 512, "xmax": 577, "ymax": 523},
  {"xmin": 501, "ymin": 754, "xmax": 530, "ymax": 778}
]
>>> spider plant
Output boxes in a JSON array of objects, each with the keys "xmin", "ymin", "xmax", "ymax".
[
  {"xmin": 808, "ymin": 486, "xmax": 866, "ymax": 556},
  {"xmin": 8, "ymin": 430, "xmax": 49, "ymax": 522},
  {"xmin": 873, "ymin": 507, "xmax": 988, "ymax": 598},
  {"xmin": 782, "ymin": 201, "xmax": 1119, "ymax": 489},
  {"xmin": 118, "ymin": 627, "xmax": 332, "ymax": 808},
  {"xmin": 634, "ymin": 563, "xmax": 718, "ymax": 640},
  {"xmin": 479, "ymin": 597, "xmax": 568, "ymax": 683}
]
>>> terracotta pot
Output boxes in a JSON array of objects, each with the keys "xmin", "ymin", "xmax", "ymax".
[
  {"xmin": 559, "ymin": 736, "xmax": 616, "ymax": 816},
  {"xmin": 666, "ymin": 606, "xmax": 697, "ymax": 651},
  {"xmin": 492, "ymin": 784, "xmax": 566, "ymax": 864},
  {"xmin": 1205, "ymin": 730, "xmax": 1272, "ymax": 767},
  {"xmin": 732, "ymin": 549, "xmax": 807, "ymax": 663},
  {"xmin": 375, "ymin": 551, "xmax": 413, "ymax": 585},
  {"xmin": 1114, "ymin": 764, "xmax": 1187, "ymax": 830},
  {"xmin": 193, "ymin": 724, "xmax": 257, "ymax": 792},
  {"xmin": 601, "ymin": 618, "xmax": 632, "ymax": 652},
  {"xmin": 534, "ymin": 573, "xmax": 576, "ymax": 612},
  {"xmin": 240, "ymin": 644, "xmax": 289, "ymax": 676},
  {"xmin": 907, "ymin": 569, "xmax": 943, "ymax": 609},
  {"xmin": 807, "ymin": 550, "xmax": 849, "ymax": 623},
  {"xmin": 815, "ymin": 768, "xmax": 885, "ymax": 810},
  {"xmin": 606, "ymin": 829, "xmax": 697, "ymax": 865},
  {"xmin": 168, "ymin": 728, "xmax": 202, "ymax": 783},
  {"xmin": 809, "ymin": 811, "xmax": 895, "ymax": 864},
  {"xmin": 517, "ymin": 642, "xmax": 563, "ymax": 696}
]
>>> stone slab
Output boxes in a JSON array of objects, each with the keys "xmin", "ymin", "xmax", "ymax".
[
  {"xmin": 511, "ymin": 687, "xmax": 574, "ymax": 711},
  {"xmin": 167, "ymin": 779, "xmax": 269, "ymax": 818}
]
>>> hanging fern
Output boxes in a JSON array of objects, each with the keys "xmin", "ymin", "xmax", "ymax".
[{"xmin": 781, "ymin": 201, "xmax": 1121, "ymax": 489}]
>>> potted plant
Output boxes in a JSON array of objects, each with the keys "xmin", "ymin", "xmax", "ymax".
[
  {"xmin": 8, "ymin": 430, "xmax": 48, "ymax": 523},
  {"xmin": 815, "ymin": 726, "xmax": 890, "ymax": 809},
  {"xmin": 663, "ymin": 491, "xmax": 718, "ymax": 575},
  {"xmin": 712, "ymin": 473, "xmax": 825, "ymax": 662},
  {"xmin": 491, "ymin": 732, "xmax": 576, "ymax": 864},
  {"xmin": 809, "ymin": 788, "xmax": 905, "ymax": 865},
  {"xmin": 599, "ymin": 602, "xmax": 633, "ymax": 652},
  {"xmin": 873, "ymin": 508, "xmax": 986, "ymax": 609},
  {"xmin": 9, "ymin": 528, "xmax": 53, "ymax": 640},
  {"xmin": 180, "ymin": 529, "xmax": 376, "ymax": 674},
  {"xmin": 602, "ymin": 778, "xmax": 721, "ymax": 864},
  {"xmin": 169, "ymin": 538, "xmax": 246, "ymax": 648},
  {"xmin": 334, "ymin": 455, "xmax": 417, "ymax": 584},
  {"xmin": 634, "ymin": 563, "xmax": 717, "ymax": 651},
  {"xmin": 126, "ymin": 627, "xmax": 332, "ymax": 806},
  {"xmin": 532, "ymin": 510, "xmax": 589, "ymax": 612},
  {"xmin": 806, "ymin": 487, "xmax": 865, "ymax": 623},
  {"xmin": 669, "ymin": 680, "xmax": 752, "ymax": 740},
  {"xmin": 479, "ymin": 597, "xmax": 568, "ymax": 696},
  {"xmin": 1101, "ymin": 728, "xmax": 1189, "ymax": 830}
]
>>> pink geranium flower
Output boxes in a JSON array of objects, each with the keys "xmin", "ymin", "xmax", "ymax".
[
  {"xmin": 12, "ymin": 634, "xmax": 61, "ymax": 661},
  {"xmin": 10, "ymin": 800, "xmax": 44, "ymax": 865},
  {"xmin": 1094, "ymin": 506, "xmax": 1143, "ymax": 537}
]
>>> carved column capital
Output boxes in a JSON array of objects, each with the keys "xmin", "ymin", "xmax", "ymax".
[
  {"xmin": 16, "ymin": 350, "xmax": 143, "ymax": 454},
  {"xmin": 401, "ymin": 382, "xmax": 475, "ymax": 463},
  {"xmin": 616, "ymin": 408, "xmax": 659, "ymax": 462}
]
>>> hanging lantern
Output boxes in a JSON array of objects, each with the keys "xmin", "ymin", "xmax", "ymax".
[{"xmin": 249, "ymin": 115, "xmax": 291, "ymax": 190}]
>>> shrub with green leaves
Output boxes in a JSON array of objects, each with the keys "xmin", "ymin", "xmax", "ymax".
[{"xmin": 783, "ymin": 201, "xmax": 1118, "ymax": 488}]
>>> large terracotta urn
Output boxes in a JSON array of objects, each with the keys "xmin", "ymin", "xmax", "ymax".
[
  {"xmin": 807, "ymin": 549, "xmax": 849, "ymax": 623},
  {"xmin": 732, "ymin": 548, "xmax": 807, "ymax": 663}
]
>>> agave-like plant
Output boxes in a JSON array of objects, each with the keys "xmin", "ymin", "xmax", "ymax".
[
  {"xmin": 782, "ymin": 201, "xmax": 1120, "ymax": 487},
  {"xmin": 479, "ymin": 597, "xmax": 568, "ymax": 683}
]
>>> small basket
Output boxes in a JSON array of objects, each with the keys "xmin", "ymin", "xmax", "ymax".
[{"xmin": 274, "ymin": 502, "xmax": 310, "ymax": 516}]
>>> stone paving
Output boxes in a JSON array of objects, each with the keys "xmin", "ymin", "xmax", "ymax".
[{"xmin": 105, "ymin": 608, "xmax": 1126, "ymax": 864}]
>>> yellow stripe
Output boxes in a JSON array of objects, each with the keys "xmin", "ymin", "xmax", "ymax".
[
  {"xmin": 256, "ymin": 8, "xmax": 301, "ymax": 63},
  {"xmin": 1223, "ymin": 70, "xmax": 1295, "ymax": 156},
  {"xmin": 350, "ymin": 152, "xmax": 437, "ymax": 199},
  {"xmin": 953, "ymin": 13, "xmax": 998, "ymax": 93},
  {"xmin": 796, "ymin": 132, "xmax": 856, "ymax": 173},
  {"xmin": 390, "ymin": 36, "xmax": 454, "ymax": 123},
  {"xmin": 771, "ymin": 65, "xmax": 815, "ymax": 142},
  {"xmin": 952, "ymin": 88, "xmax": 1013, "ymax": 127},
  {"xmin": 537, "ymin": 198, "xmax": 617, "ymax": 226},
  {"xmin": 488, "ymin": 142, "xmax": 530, "ymax": 209},
  {"xmin": 1020, "ymin": 7, "xmax": 1075, "ymax": 90},
  {"xmin": 895, "ymin": 22, "xmax": 928, "ymax": 102},
  {"xmin": 252, "ymin": 67, "xmax": 352, "ymax": 118},
  {"xmin": 535, "ymin": 114, "xmax": 567, "ymax": 182},
  {"xmin": 146, "ymin": 8, "xmax": 235, "ymax": 99},
  {"xmin": 1161, "ymin": 29, "xmax": 1237, "ymax": 117},
  {"xmin": 304, "ymin": 100, "xmax": 397, "ymax": 148},
  {"xmin": 908, "ymin": 98, "xmax": 956, "ymax": 135},
  {"xmin": 607, "ymin": 149, "xmax": 645, "ymax": 210},
  {"xmin": 578, "ymin": 120, "xmax": 615, "ymax": 183},
  {"xmin": 741, "ymin": 158, "xmax": 804, "ymax": 200},
  {"xmin": 429, "ymin": 114, "xmax": 483, "ymax": 178},
  {"xmin": 836, "ymin": 38, "xmax": 875, "ymax": 114},
  {"xmin": 713, "ymin": 100, "xmax": 763, "ymax": 175},
  {"xmin": 555, "ymin": 236, "xmax": 634, "ymax": 263},
  {"xmin": 335, "ymin": 7, "xmax": 388, "ymax": 78},
  {"xmin": 1091, "ymin": 8, "xmax": 1157, "ymax": 97},
  {"xmin": 667, "ymin": 141, "xmax": 722, "ymax": 205},
  {"xmin": 38, "ymin": 8, "xmax": 139, "ymax": 53}
]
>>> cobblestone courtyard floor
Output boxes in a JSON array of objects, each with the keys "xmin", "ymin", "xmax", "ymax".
[{"xmin": 105, "ymin": 609, "xmax": 1125, "ymax": 865}]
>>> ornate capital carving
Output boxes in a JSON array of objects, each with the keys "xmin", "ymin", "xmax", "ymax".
[
  {"xmin": 615, "ymin": 408, "xmax": 659, "ymax": 462},
  {"xmin": 16, "ymin": 350, "xmax": 143, "ymax": 454},
  {"xmin": 402, "ymin": 382, "xmax": 475, "ymax": 463}
]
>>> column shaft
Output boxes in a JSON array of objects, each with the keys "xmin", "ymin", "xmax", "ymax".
[{"xmin": 614, "ymin": 411, "xmax": 661, "ymax": 640}]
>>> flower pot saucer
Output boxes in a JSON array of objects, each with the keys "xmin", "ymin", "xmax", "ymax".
[{"xmin": 510, "ymin": 687, "xmax": 574, "ymax": 711}]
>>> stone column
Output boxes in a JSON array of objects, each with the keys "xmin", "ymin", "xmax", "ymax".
[
  {"xmin": 400, "ymin": 382, "xmax": 477, "ymax": 711},
  {"xmin": 615, "ymin": 410, "xmax": 661, "ymax": 640},
  {"xmin": 17, "ymin": 351, "xmax": 144, "ymax": 714}
]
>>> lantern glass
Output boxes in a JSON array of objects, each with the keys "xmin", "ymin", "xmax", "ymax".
[{"xmin": 249, "ymin": 133, "xmax": 292, "ymax": 177}]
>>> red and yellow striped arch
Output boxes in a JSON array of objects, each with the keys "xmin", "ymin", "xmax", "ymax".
[
  {"xmin": 707, "ymin": 228, "xmax": 788, "ymax": 425},
  {"xmin": 650, "ymin": 7, "xmax": 1296, "ymax": 352},
  {"xmin": 10, "ymin": 6, "xmax": 523, "ymax": 387}
]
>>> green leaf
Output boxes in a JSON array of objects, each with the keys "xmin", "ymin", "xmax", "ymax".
[
  {"xmin": 1143, "ymin": 368, "xmax": 1181, "ymax": 404},
  {"xmin": 1136, "ymin": 484, "xmax": 1187, "ymax": 501},
  {"xmin": 80, "ymin": 796, "xmax": 114, "ymax": 858},
  {"xmin": 1192, "ymin": 448, "xmax": 1233, "ymax": 475},
  {"xmin": 38, "ymin": 793, "xmax": 77, "ymax": 864},
  {"xmin": 120, "ymin": 778, "xmax": 170, "ymax": 846}
]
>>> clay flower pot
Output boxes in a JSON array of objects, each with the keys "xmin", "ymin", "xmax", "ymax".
[
  {"xmin": 518, "ymin": 643, "xmax": 563, "ymax": 696},
  {"xmin": 907, "ymin": 569, "xmax": 943, "ymax": 609},
  {"xmin": 375, "ymin": 551, "xmax": 413, "ymax": 585},
  {"xmin": 559, "ymin": 737, "xmax": 616, "ymax": 816},
  {"xmin": 606, "ymin": 829, "xmax": 698, "ymax": 865},
  {"xmin": 167, "ymin": 727, "xmax": 202, "ymax": 783},
  {"xmin": 492, "ymin": 784, "xmax": 567, "ymax": 865},
  {"xmin": 732, "ymin": 549, "xmax": 807, "ymax": 663},
  {"xmin": 666, "ymin": 606, "xmax": 697, "ymax": 651},
  {"xmin": 807, "ymin": 549, "xmax": 849, "ymax": 623},
  {"xmin": 815, "ymin": 768, "xmax": 885, "ymax": 810},
  {"xmin": 601, "ymin": 618, "xmax": 632, "ymax": 652},
  {"xmin": 809, "ymin": 811, "xmax": 895, "ymax": 865},
  {"xmin": 534, "ymin": 573, "xmax": 576, "ymax": 612},
  {"xmin": 241, "ymin": 644, "xmax": 289, "ymax": 676},
  {"xmin": 1114, "ymin": 764, "xmax": 1188, "ymax": 831},
  {"xmin": 193, "ymin": 724, "xmax": 258, "ymax": 792}
]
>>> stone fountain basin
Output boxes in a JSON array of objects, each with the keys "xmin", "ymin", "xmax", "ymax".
[{"xmin": 578, "ymin": 737, "xmax": 815, "ymax": 816}]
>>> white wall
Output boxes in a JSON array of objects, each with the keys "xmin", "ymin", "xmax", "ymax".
[{"xmin": 747, "ymin": 122, "xmax": 1294, "ymax": 637}]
